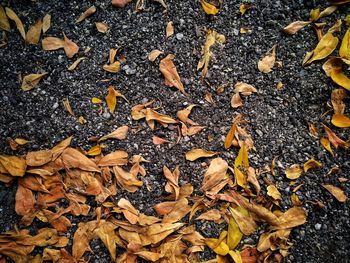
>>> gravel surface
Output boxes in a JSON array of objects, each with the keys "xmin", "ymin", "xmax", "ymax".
[{"xmin": 0, "ymin": 0, "xmax": 349, "ymax": 262}]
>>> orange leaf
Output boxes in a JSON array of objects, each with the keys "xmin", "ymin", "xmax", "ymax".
[{"xmin": 322, "ymin": 184, "xmax": 347, "ymax": 202}]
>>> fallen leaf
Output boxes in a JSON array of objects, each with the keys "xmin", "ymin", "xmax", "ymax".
[
  {"xmin": 5, "ymin": 7, "xmax": 26, "ymax": 40},
  {"xmin": 112, "ymin": 0, "xmax": 132, "ymax": 7},
  {"xmin": 152, "ymin": 136, "xmax": 170, "ymax": 145},
  {"xmin": 331, "ymin": 88, "xmax": 346, "ymax": 115},
  {"xmin": 186, "ymin": 148, "xmax": 218, "ymax": 161},
  {"xmin": 322, "ymin": 184, "xmax": 347, "ymax": 202},
  {"xmin": 332, "ymin": 113, "xmax": 350, "ymax": 128},
  {"xmin": 285, "ymin": 164, "xmax": 302, "ymax": 180},
  {"xmin": 229, "ymin": 250, "xmax": 242, "ymax": 263},
  {"xmin": 283, "ymin": 21, "xmax": 311, "ymax": 35},
  {"xmin": 63, "ymin": 32, "xmax": 79, "ymax": 58},
  {"xmin": 291, "ymin": 193, "xmax": 302, "ymax": 206},
  {"xmin": 87, "ymin": 145, "xmax": 103, "ymax": 156},
  {"xmin": 320, "ymin": 137, "xmax": 334, "ymax": 156},
  {"xmin": 42, "ymin": 14, "xmax": 51, "ymax": 33},
  {"xmin": 303, "ymin": 159, "xmax": 322, "ymax": 172},
  {"xmin": 200, "ymin": 0, "xmax": 219, "ymax": 15},
  {"xmin": 98, "ymin": 150, "xmax": 128, "ymax": 166},
  {"xmin": 113, "ymin": 166, "xmax": 143, "ymax": 192},
  {"xmin": 76, "ymin": 5, "xmax": 96, "ymax": 23},
  {"xmin": 177, "ymin": 104, "xmax": 198, "ymax": 125},
  {"xmin": 91, "ymin": 97, "xmax": 102, "ymax": 104},
  {"xmin": 303, "ymin": 32, "xmax": 338, "ymax": 65},
  {"xmin": 328, "ymin": 19, "xmax": 342, "ymax": 33},
  {"xmin": 62, "ymin": 148, "xmax": 100, "ymax": 172},
  {"xmin": 340, "ymin": 28, "xmax": 350, "ymax": 60},
  {"xmin": 21, "ymin": 72, "xmax": 48, "ymax": 91},
  {"xmin": 63, "ymin": 98, "xmax": 75, "ymax": 116},
  {"xmin": 159, "ymin": 54, "xmax": 186, "ymax": 95},
  {"xmin": 26, "ymin": 150, "xmax": 52, "ymax": 166},
  {"xmin": 205, "ymin": 237, "xmax": 229, "ymax": 256},
  {"xmin": 95, "ymin": 22, "xmax": 109, "ymax": 33},
  {"xmin": 68, "ymin": 57, "xmax": 85, "ymax": 71},
  {"xmin": 229, "ymin": 206, "xmax": 257, "ymax": 235},
  {"xmin": 323, "ymin": 124, "xmax": 348, "ymax": 148},
  {"xmin": 99, "ymin": 126, "xmax": 129, "ymax": 141},
  {"xmin": 15, "ymin": 183, "xmax": 35, "ymax": 216},
  {"xmin": 162, "ymin": 198, "xmax": 191, "ymax": 223},
  {"xmin": 231, "ymin": 93, "xmax": 243, "ymax": 108},
  {"xmin": 258, "ymin": 45, "xmax": 276, "ymax": 73},
  {"xmin": 202, "ymin": 158, "xmax": 228, "ymax": 196},
  {"xmin": 323, "ymin": 58, "xmax": 350, "ymax": 91},
  {"xmin": 0, "ymin": 5, "xmax": 10, "ymax": 31},
  {"xmin": 0, "ymin": 155, "xmax": 27, "ymax": 176},
  {"xmin": 26, "ymin": 19, "xmax": 42, "ymax": 44},
  {"xmin": 234, "ymin": 82, "xmax": 257, "ymax": 96},
  {"xmin": 197, "ymin": 29, "xmax": 225, "ymax": 78},
  {"xmin": 267, "ymin": 185, "xmax": 282, "ymax": 200},
  {"xmin": 227, "ymin": 217, "xmax": 242, "ymax": 250},
  {"xmin": 42, "ymin": 36, "xmax": 65, "ymax": 51},
  {"xmin": 105, "ymin": 86, "xmax": 117, "ymax": 113},
  {"xmin": 103, "ymin": 61, "xmax": 121, "ymax": 73},
  {"xmin": 239, "ymin": 3, "xmax": 252, "ymax": 15},
  {"xmin": 14, "ymin": 138, "xmax": 30, "ymax": 145},
  {"xmin": 166, "ymin": 21, "xmax": 174, "ymax": 39},
  {"xmin": 196, "ymin": 209, "xmax": 222, "ymax": 222},
  {"xmin": 163, "ymin": 165, "xmax": 180, "ymax": 200},
  {"xmin": 93, "ymin": 222, "xmax": 119, "ymax": 262},
  {"xmin": 148, "ymin": 49, "xmax": 163, "ymax": 61}
]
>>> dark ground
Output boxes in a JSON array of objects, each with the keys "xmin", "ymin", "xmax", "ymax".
[{"xmin": 0, "ymin": 0, "xmax": 349, "ymax": 262}]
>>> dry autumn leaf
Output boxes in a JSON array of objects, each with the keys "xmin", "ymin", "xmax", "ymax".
[
  {"xmin": 152, "ymin": 136, "xmax": 170, "ymax": 145},
  {"xmin": 26, "ymin": 19, "xmax": 42, "ymax": 45},
  {"xmin": 267, "ymin": 185, "xmax": 282, "ymax": 200},
  {"xmin": 68, "ymin": 57, "xmax": 85, "ymax": 71},
  {"xmin": 258, "ymin": 45, "xmax": 276, "ymax": 73},
  {"xmin": 240, "ymin": 3, "xmax": 252, "ymax": 15},
  {"xmin": 323, "ymin": 57, "xmax": 350, "ymax": 91},
  {"xmin": 62, "ymin": 148, "xmax": 100, "ymax": 172},
  {"xmin": 185, "ymin": 148, "xmax": 218, "ymax": 161},
  {"xmin": 283, "ymin": 21, "xmax": 311, "ymax": 35},
  {"xmin": 42, "ymin": 14, "xmax": 51, "ymax": 33},
  {"xmin": 323, "ymin": 124, "xmax": 348, "ymax": 149},
  {"xmin": 166, "ymin": 21, "xmax": 174, "ymax": 39},
  {"xmin": 231, "ymin": 93, "xmax": 243, "ymax": 108},
  {"xmin": 303, "ymin": 159, "xmax": 322, "ymax": 172},
  {"xmin": 200, "ymin": 0, "xmax": 219, "ymax": 15},
  {"xmin": 202, "ymin": 157, "xmax": 228, "ymax": 196},
  {"xmin": 285, "ymin": 164, "xmax": 303, "ymax": 180},
  {"xmin": 0, "ymin": 155, "xmax": 27, "ymax": 176},
  {"xmin": 303, "ymin": 32, "xmax": 338, "ymax": 65},
  {"xmin": 99, "ymin": 125, "xmax": 129, "ymax": 141},
  {"xmin": 159, "ymin": 54, "xmax": 186, "ymax": 95},
  {"xmin": 112, "ymin": 0, "xmax": 132, "ymax": 7},
  {"xmin": 63, "ymin": 98, "xmax": 75, "ymax": 116},
  {"xmin": 5, "ymin": 7, "xmax": 26, "ymax": 40},
  {"xmin": 95, "ymin": 22, "xmax": 109, "ymax": 33},
  {"xmin": 148, "ymin": 49, "xmax": 163, "ymax": 62},
  {"xmin": 21, "ymin": 72, "xmax": 48, "ymax": 91},
  {"xmin": 320, "ymin": 137, "xmax": 334, "ymax": 156},
  {"xmin": 331, "ymin": 114, "xmax": 350, "ymax": 128},
  {"xmin": 322, "ymin": 184, "xmax": 347, "ymax": 202},
  {"xmin": 76, "ymin": 5, "xmax": 96, "ymax": 23},
  {"xmin": 42, "ymin": 33, "xmax": 79, "ymax": 58},
  {"xmin": 0, "ymin": 5, "xmax": 10, "ymax": 31}
]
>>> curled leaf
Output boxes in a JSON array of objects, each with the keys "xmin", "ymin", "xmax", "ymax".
[
  {"xmin": 0, "ymin": 5, "xmax": 10, "ymax": 31},
  {"xmin": 148, "ymin": 49, "xmax": 163, "ymax": 62},
  {"xmin": 159, "ymin": 54, "xmax": 186, "ymax": 95},
  {"xmin": 95, "ymin": 22, "xmax": 109, "ymax": 33},
  {"xmin": 258, "ymin": 45, "xmax": 276, "ymax": 73},
  {"xmin": 303, "ymin": 159, "xmax": 322, "ymax": 172},
  {"xmin": 185, "ymin": 148, "xmax": 217, "ymax": 161},
  {"xmin": 26, "ymin": 19, "xmax": 42, "ymax": 45},
  {"xmin": 331, "ymin": 114, "xmax": 350, "ymax": 128},
  {"xmin": 21, "ymin": 72, "xmax": 48, "ymax": 91},
  {"xmin": 166, "ymin": 21, "xmax": 174, "ymax": 39},
  {"xmin": 322, "ymin": 184, "xmax": 347, "ymax": 202},
  {"xmin": 200, "ymin": 0, "xmax": 219, "ymax": 15},
  {"xmin": 68, "ymin": 57, "xmax": 85, "ymax": 71},
  {"xmin": 285, "ymin": 164, "xmax": 302, "ymax": 180}
]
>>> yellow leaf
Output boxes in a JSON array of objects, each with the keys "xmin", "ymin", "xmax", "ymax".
[
  {"xmin": 42, "ymin": 36, "xmax": 65, "ymax": 50},
  {"xmin": 258, "ymin": 45, "xmax": 276, "ymax": 73},
  {"xmin": 176, "ymin": 104, "xmax": 198, "ymax": 124},
  {"xmin": 5, "ymin": 7, "xmax": 26, "ymax": 40},
  {"xmin": 76, "ymin": 5, "xmax": 96, "ymax": 23},
  {"xmin": 14, "ymin": 138, "xmax": 30, "ymax": 145},
  {"xmin": 78, "ymin": 116, "xmax": 87, "ymax": 124},
  {"xmin": 185, "ymin": 148, "xmax": 218, "ymax": 161},
  {"xmin": 26, "ymin": 19, "xmax": 42, "ymax": 45},
  {"xmin": 205, "ymin": 238, "xmax": 229, "ymax": 256},
  {"xmin": 0, "ymin": 155, "xmax": 27, "ymax": 176},
  {"xmin": 229, "ymin": 206, "xmax": 257, "ymax": 235},
  {"xmin": 291, "ymin": 193, "xmax": 302, "ymax": 206},
  {"xmin": 340, "ymin": 28, "xmax": 350, "ymax": 60},
  {"xmin": 148, "ymin": 49, "xmax": 163, "ymax": 62},
  {"xmin": 303, "ymin": 32, "xmax": 339, "ymax": 65},
  {"xmin": 224, "ymin": 123, "xmax": 236, "ymax": 149},
  {"xmin": 267, "ymin": 185, "xmax": 282, "ymax": 200},
  {"xmin": 303, "ymin": 159, "xmax": 322, "ymax": 172},
  {"xmin": 42, "ymin": 14, "xmax": 51, "ymax": 33},
  {"xmin": 283, "ymin": 21, "xmax": 311, "ymax": 35},
  {"xmin": 105, "ymin": 86, "xmax": 117, "ymax": 113},
  {"xmin": 166, "ymin": 21, "xmax": 174, "ymax": 38},
  {"xmin": 322, "ymin": 184, "xmax": 347, "ymax": 202},
  {"xmin": 21, "ymin": 72, "xmax": 48, "ymax": 91},
  {"xmin": 95, "ymin": 22, "xmax": 109, "ymax": 33},
  {"xmin": 0, "ymin": 5, "xmax": 10, "ymax": 31},
  {"xmin": 285, "ymin": 164, "xmax": 302, "ymax": 180},
  {"xmin": 229, "ymin": 250, "xmax": 242, "ymax": 263},
  {"xmin": 87, "ymin": 145, "xmax": 102, "ymax": 156},
  {"xmin": 63, "ymin": 98, "xmax": 75, "ymax": 116},
  {"xmin": 320, "ymin": 137, "xmax": 334, "ymax": 156},
  {"xmin": 239, "ymin": 3, "xmax": 252, "ymax": 16},
  {"xmin": 331, "ymin": 114, "xmax": 350, "ymax": 128},
  {"xmin": 234, "ymin": 82, "xmax": 257, "ymax": 96},
  {"xmin": 68, "ymin": 57, "xmax": 85, "ymax": 71},
  {"xmin": 309, "ymin": 8, "xmax": 321, "ymax": 21},
  {"xmin": 159, "ymin": 54, "xmax": 186, "ymax": 95},
  {"xmin": 103, "ymin": 61, "xmax": 121, "ymax": 73},
  {"xmin": 323, "ymin": 124, "xmax": 348, "ymax": 148},
  {"xmin": 234, "ymin": 143, "xmax": 249, "ymax": 169},
  {"xmin": 227, "ymin": 217, "xmax": 242, "ymax": 250},
  {"xmin": 200, "ymin": 0, "xmax": 219, "ymax": 15},
  {"xmin": 202, "ymin": 158, "xmax": 228, "ymax": 196},
  {"xmin": 330, "ymin": 69, "xmax": 350, "ymax": 91},
  {"xmin": 91, "ymin": 97, "xmax": 102, "ymax": 104}
]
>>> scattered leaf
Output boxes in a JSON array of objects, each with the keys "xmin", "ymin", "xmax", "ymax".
[
  {"xmin": 267, "ymin": 185, "xmax": 282, "ymax": 200},
  {"xmin": 63, "ymin": 98, "xmax": 75, "ymax": 116},
  {"xmin": 26, "ymin": 19, "xmax": 42, "ymax": 44},
  {"xmin": 68, "ymin": 57, "xmax": 85, "ymax": 71},
  {"xmin": 42, "ymin": 14, "xmax": 51, "ymax": 33},
  {"xmin": 303, "ymin": 159, "xmax": 322, "ymax": 172},
  {"xmin": 62, "ymin": 32, "xmax": 79, "ymax": 58},
  {"xmin": 322, "ymin": 184, "xmax": 347, "ymax": 202},
  {"xmin": 21, "ymin": 72, "xmax": 48, "ymax": 91},
  {"xmin": 76, "ymin": 5, "xmax": 96, "ymax": 23},
  {"xmin": 331, "ymin": 114, "xmax": 350, "ymax": 128},
  {"xmin": 91, "ymin": 97, "xmax": 102, "ymax": 104},
  {"xmin": 320, "ymin": 137, "xmax": 334, "ymax": 156},
  {"xmin": 159, "ymin": 54, "xmax": 186, "ymax": 95},
  {"xmin": 323, "ymin": 124, "xmax": 348, "ymax": 148},
  {"xmin": 99, "ymin": 126, "xmax": 129, "ymax": 141},
  {"xmin": 283, "ymin": 21, "xmax": 311, "ymax": 35},
  {"xmin": 185, "ymin": 148, "xmax": 218, "ymax": 161},
  {"xmin": 112, "ymin": 0, "xmax": 132, "ymax": 8},
  {"xmin": 0, "ymin": 5, "xmax": 10, "ymax": 31},
  {"xmin": 202, "ymin": 158, "xmax": 228, "ymax": 197},
  {"xmin": 148, "ymin": 49, "xmax": 163, "ymax": 61},
  {"xmin": 166, "ymin": 21, "xmax": 174, "ymax": 39},
  {"xmin": 14, "ymin": 138, "xmax": 30, "ymax": 145},
  {"xmin": 0, "ymin": 155, "xmax": 27, "ymax": 176},
  {"xmin": 227, "ymin": 217, "xmax": 242, "ymax": 250},
  {"xmin": 5, "ymin": 7, "xmax": 26, "ymax": 40},
  {"xmin": 231, "ymin": 93, "xmax": 243, "ymax": 108},
  {"xmin": 200, "ymin": 0, "xmax": 219, "ymax": 15},
  {"xmin": 239, "ymin": 3, "xmax": 252, "ymax": 16},
  {"xmin": 285, "ymin": 164, "xmax": 303, "ymax": 180},
  {"xmin": 152, "ymin": 136, "xmax": 170, "ymax": 145},
  {"xmin": 87, "ymin": 145, "xmax": 103, "ymax": 156},
  {"xmin": 258, "ymin": 45, "xmax": 276, "ymax": 73},
  {"xmin": 95, "ymin": 22, "xmax": 109, "ymax": 33}
]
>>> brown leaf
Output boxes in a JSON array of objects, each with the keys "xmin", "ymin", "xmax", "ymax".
[
  {"xmin": 176, "ymin": 104, "xmax": 198, "ymax": 125},
  {"xmin": 5, "ymin": 7, "xmax": 26, "ymax": 40},
  {"xmin": 196, "ymin": 209, "xmax": 222, "ymax": 222},
  {"xmin": 105, "ymin": 85, "xmax": 117, "ymax": 113},
  {"xmin": 97, "ymin": 151, "xmax": 128, "ymax": 166},
  {"xmin": 63, "ymin": 32, "xmax": 79, "ymax": 58},
  {"xmin": 51, "ymin": 136, "xmax": 72, "ymax": 160},
  {"xmin": 26, "ymin": 19, "xmax": 42, "ymax": 44},
  {"xmin": 0, "ymin": 5, "xmax": 10, "ymax": 31},
  {"xmin": 62, "ymin": 98, "xmax": 75, "ymax": 116},
  {"xmin": 42, "ymin": 36, "xmax": 65, "ymax": 50},
  {"xmin": 112, "ymin": 0, "xmax": 132, "ymax": 8},
  {"xmin": 162, "ymin": 198, "xmax": 191, "ymax": 223},
  {"xmin": 267, "ymin": 185, "xmax": 282, "ymax": 200},
  {"xmin": 320, "ymin": 137, "xmax": 334, "ymax": 156},
  {"xmin": 283, "ymin": 21, "xmax": 311, "ymax": 35},
  {"xmin": 166, "ymin": 21, "xmax": 174, "ymax": 38},
  {"xmin": 76, "ymin": 5, "xmax": 96, "ymax": 23},
  {"xmin": 272, "ymin": 207, "xmax": 307, "ymax": 230},
  {"xmin": 322, "ymin": 184, "xmax": 347, "ymax": 202},
  {"xmin": 234, "ymin": 82, "xmax": 258, "ymax": 96},
  {"xmin": 229, "ymin": 206, "xmax": 257, "ymax": 235},
  {"xmin": 99, "ymin": 125, "xmax": 129, "ymax": 141},
  {"xmin": 202, "ymin": 157, "xmax": 228, "ymax": 196},
  {"xmin": 68, "ymin": 57, "xmax": 85, "ymax": 71},
  {"xmin": 303, "ymin": 159, "xmax": 322, "ymax": 172},
  {"xmin": 145, "ymin": 108, "xmax": 177, "ymax": 129},
  {"xmin": 103, "ymin": 61, "xmax": 121, "ymax": 73},
  {"xmin": 148, "ymin": 49, "xmax": 163, "ymax": 62},
  {"xmin": 42, "ymin": 14, "xmax": 51, "ymax": 33},
  {"xmin": 113, "ymin": 166, "xmax": 143, "ymax": 192},
  {"xmin": 185, "ymin": 148, "xmax": 218, "ymax": 161},
  {"xmin": 95, "ymin": 22, "xmax": 109, "ymax": 33},
  {"xmin": 231, "ymin": 93, "xmax": 243, "ymax": 108},
  {"xmin": 258, "ymin": 45, "xmax": 276, "ymax": 73},
  {"xmin": 159, "ymin": 54, "xmax": 186, "ymax": 95},
  {"xmin": 62, "ymin": 148, "xmax": 100, "ymax": 172},
  {"xmin": 285, "ymin": 164, "xmax": 303, "ymax": 180},
  {"xmin": 152, "ymin": 136, "xmax": 170, "ymax": 145},
  {"xmin": 21, "ymin": 72, "xmax": 48, "ymax": 91},
  {"xmin": 15, "ymin": 183, "xmax": 35, "ymax": 216},
  {"xmin": 26, "ymin": 150, "xmax": 52, "ymax": 166},
  {"xmin": 0, "ymin": 155, "xmax": 27, "ymax": 176},
  {"xmin": 323, "ymin": 124, "xmax": 348, "ymax": 149},
  {"xmin": 118, "ymin": 198, "xmax": 139, "ymax": 224}
]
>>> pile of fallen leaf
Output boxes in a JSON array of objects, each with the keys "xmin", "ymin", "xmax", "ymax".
[{"xmin": 0, "ymin": 0, "xmax": 349, "ymax": 262}]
